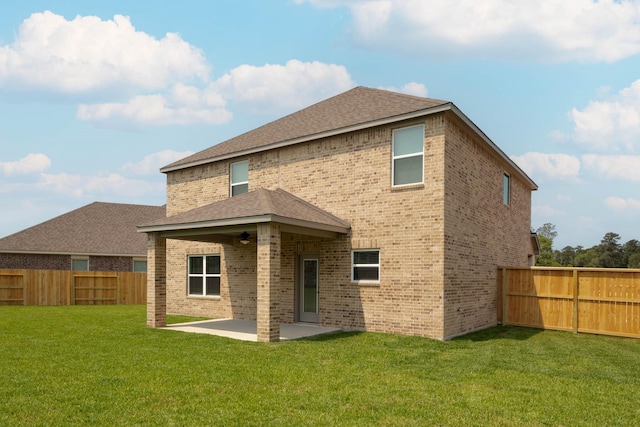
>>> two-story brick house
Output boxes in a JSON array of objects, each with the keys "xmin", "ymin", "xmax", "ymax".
[{"xmin": 138, "ymin": 86, "xmax": 537, "ymax": 342}]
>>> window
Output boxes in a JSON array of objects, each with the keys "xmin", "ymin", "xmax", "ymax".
[
  {"xmin": 392, "ymin": 125, "xmax": 424, "ymax": 186},
  {"xmin": 230, "ymin": 161, "xmax": 248, "ymax": 197},
  {"xmin": 71, "ymin": 257, "xmax": 89, "ymax": 271},
  {"xmin": 352, "ymin": 250, "xmax": 380, "ymax": 283},
  {"xmin": 503, "ymin": 173, "xmax": 510, "ymax": 205},
  {"xmin": 188, "ymin": 255, "xmax": 221, "ymax": 296},
  {"xmin": 133, "ymin": 259, "xmax": 147, "ymax": 272}
]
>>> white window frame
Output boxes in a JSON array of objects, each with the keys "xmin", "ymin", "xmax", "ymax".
[
  {"xmin": 71, "ymin": 257, "xmax": 89, "ymax": 271},
  {"xmin": 187, "ymin": 255, "xmax": 221, "ymax": 297},
  {"xmin": 351, "ymin": 249, "xmax": 380, "ymax": 283},
  {"xmin": 503, "ymin": 173, "xmax": 510, "ymax": 206},
  {"xmin": 230, "ymin": 160, "xmax": 249, "ymax": 197},
  {"xmin": 392, "ymin": 124, "xmax": 424, "ymax": 187}
]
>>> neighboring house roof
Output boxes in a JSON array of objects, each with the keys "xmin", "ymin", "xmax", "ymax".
[
  {"xmin": 160, "ymin": 86, "xmax": 536, "ymax": 190},
  {"xmin": 0, "ymin": 202, "xmax": 166, "ymax": 256},
  {"xmin": 138, "ymin": 188, "xmax": 350, "ymax": 236}
]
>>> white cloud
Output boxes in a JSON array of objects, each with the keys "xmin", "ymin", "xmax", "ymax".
[
  {"xmin": 569, "ymin": 80, "xmax": 640, "ymax": 152},
  {"xmin": 605, "ymin": 197, "xmax": 640, "ymax": 212},
  {"xmin": 39, "ymin": 172, "xmax": 164, "ymax": 198},
  {"xmin": 77, "ymin": 91, "xmax": 232, "ymax": 127},
  {"xmin": 0, "ymin": 11, "xmax": 209, "ymax": 94},
  {"xmin": 299, "ymin": 0, "xmax": 640, "ymax": 62},
  {"xmin": 582, "ymin": 154, "xmax": 640, "ymax": 181},
  {"xmin": 510, "ymin": 152, "xmax": 580, "ymax": 179},
  {"xmin": 0, "ymin": 153, "xmax": 51, "ymax": 175},
  {"xmin": 379, "ymin": 82, "xmax": 428, "ymax": 97},
  {"xmin": 212, "ymin": 59, "xmax": 355, "ymax": 114},
  {"xmin": 121, "ymin": 149, "xmax": 195, "ymax": 176}
]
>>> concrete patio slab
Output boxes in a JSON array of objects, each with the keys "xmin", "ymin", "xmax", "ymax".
[{"xmin": 160, "ymin": 318, "xmax": 341, "ymax": 341}]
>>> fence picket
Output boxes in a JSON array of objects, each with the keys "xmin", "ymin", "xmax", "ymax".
[
  {"xmin": 500, "ymin": 267, "xmax": 640, "ymax": 339},
  {"xmin": 0, "ymin": 269, "xmax": 146, "ymax": 306}
]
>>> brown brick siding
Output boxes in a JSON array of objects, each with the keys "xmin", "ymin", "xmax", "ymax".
[
  {"xmin": 162, "ymin": 111, "xmax": 532, "ymax": 340},
  {"xmin": 0, "ymin": 253, "xmax": 70, "ymax": 270},
  {"xmin": 0, "ymin": 253, "xmax": 138, "ymax": 272}
]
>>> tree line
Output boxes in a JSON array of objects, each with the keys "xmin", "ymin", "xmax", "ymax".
[{"xmin": 535, "ymin": 223, "xmax": 640, "ymax": 268}]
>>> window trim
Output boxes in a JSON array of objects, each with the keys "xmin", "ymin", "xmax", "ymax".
[
  {"xmin": 503, "ymin": 173, "xmax": 511, "ymax": 206},
  {"xmin": 392, "ymin": 124, "xmax": 425, "ymax": 187},
  {"xmin": 187, "ymin": 255, "xmax": 221, "ymax": 297},
  {"xmin": 230, "ymin": 160, "xmax": 249, "ymax": 197},
  {"xmin": 351, "ymin": 249, "xmax": 380, "ymax": 284}
]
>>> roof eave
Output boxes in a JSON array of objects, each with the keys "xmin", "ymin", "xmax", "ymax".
[
  {"xmin": 160, "ymin": 104, "xmax": 454, "ymax": 173},
  {"xmin": 137, "ymin": 214, "xmax": 350, "ymax": 236}
]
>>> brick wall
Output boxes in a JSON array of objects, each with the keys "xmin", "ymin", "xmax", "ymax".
[
  {"xmin": 442, "ymin": 112, "xmax": 533, "ymax": 339},
  {"xmin": 0, "ymin": 253, "xmax": 138, "ymax": 272},
  {"xmin": 89, "ymin": 256, "xmax": 135, "ymax": 272},
  {"xmin": 0, "ymin": 253, "xmax": 70, "ymax": 270},
  {"xmin": 162, "ymin": 112, "xmax": 533, "ymax": 339}
]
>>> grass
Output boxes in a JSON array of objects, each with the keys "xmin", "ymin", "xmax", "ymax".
[{"xmin": 1, "ymin": 306, "xmax": 639, "ymax": 426}]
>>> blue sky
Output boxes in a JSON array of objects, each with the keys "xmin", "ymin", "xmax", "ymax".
[{"xmin": 1, "ymin": 0, "xmax": 640, "ymax": 249}]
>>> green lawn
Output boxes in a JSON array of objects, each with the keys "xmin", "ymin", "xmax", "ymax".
[{"xmin": 1, "ymin": 306, "xmax": 639, "ymax": 426}]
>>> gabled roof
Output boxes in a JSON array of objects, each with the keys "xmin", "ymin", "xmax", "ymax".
[
  {"xmin": 161, "ymin": 86, "xmax": 449, "ymax": 172},
  {"xmin": 138, "ymin": 188, "xmax": 350, "ymax": 235},
  {"xmin": 0, "ymin": 202, "xmax": 166, "ymax": 256}
]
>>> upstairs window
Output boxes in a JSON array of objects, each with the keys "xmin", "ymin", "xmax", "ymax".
[
  {"xmin": 503, "ymin": 173, "xmax": 510, "ymax": 205},
  {"xmin": 392, "ymin": 125, "xmax": 424, "ymax": 186},
  {"xmin": 188, "ymin": 255, "xmax": 221, "ymax": 297},
  {"xmin": 230, "ymin": 161, "xmax": 248, "ymax": 197}
]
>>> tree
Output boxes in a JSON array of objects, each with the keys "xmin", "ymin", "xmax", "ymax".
[
  {"xmin": 536, "ymin": 223, "xmax": 558, "ymax": 241},
  {"xmin": 595, "ymin": 232, "xmax": 623, "ymax": 268},
  {"xmin": 556, "ymin": 246, "xmax": 576, "ymax": 267},
  {"xmin": 534, "ymin": 223, "xmax": 560, "ymax": 266},
  {"xmin": 623, "ymin": 239, "xmax": 640, "ymax": 268},
  {"xmin": 536, "ymin": 235, "xmax": 560, "ymax": 266}
]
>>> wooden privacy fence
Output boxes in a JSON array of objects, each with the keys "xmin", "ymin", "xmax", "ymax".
[
  {"xmin": 0, "ymin": 269, "xmax": 146, "ymax": 306},
  {"xmin": 498, "ymin": 267, "xmax": 640, "ymax": 339}
]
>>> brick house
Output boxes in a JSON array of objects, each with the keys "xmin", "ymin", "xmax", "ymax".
[
  {"xmin": 138, "ymin": 87, "xmax": 537, "ymax": 341},
  {"xmin": 0, "ymin": 202, "xmax": 165, "ymax": 272}
]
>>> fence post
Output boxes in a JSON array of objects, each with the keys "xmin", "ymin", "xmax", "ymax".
[
  {"xmin": 502, "ymin": 268, "xmax": 508, "ymax": 326},
  {"xmin": 572, "ymin": 269, "xmax": 579, "ymax": 334}
]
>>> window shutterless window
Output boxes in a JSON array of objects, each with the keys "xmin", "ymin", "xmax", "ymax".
[
  {"xmin": 133, "ymin": 259, "xmax": 147, "ymax": 272},
  {"xmin": 71, "ymin": 258, "xmax": 89, "ymax": 271},
  {"xmin": 188, "ymin": 255, "xmax": 221, "ymax": 296},
  {"xmin": 503, "ymin": 173, "xmax": 510, "ymax": 205},
  {"xmin": 230, "ymin": 160, "xmax": 249, "ymax": 197},
  {"xmin": 392, "ymin": 125, "xmax": 424, "ymax": 186},
  {"xmin": 352, "ymin": 250, "xmax": 380, "ymax": 283}
]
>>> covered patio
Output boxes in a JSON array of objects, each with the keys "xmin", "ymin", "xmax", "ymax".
[{"xmin": 138, "ymin": 188, "xmax": 350, "ymax": 342}]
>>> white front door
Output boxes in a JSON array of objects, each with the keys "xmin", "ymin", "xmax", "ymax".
[{"xmin": 298, "ymin": 257, "xmax": 319, "ymax": 323}]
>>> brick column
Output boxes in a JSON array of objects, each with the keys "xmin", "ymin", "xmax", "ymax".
[
  {"xmin": 256, "ymin": 223, "xmax": 281, "ymax": 342},
  {"xmin": 146, "ymin": 233, "xmax": 167, "ymax": 328}
]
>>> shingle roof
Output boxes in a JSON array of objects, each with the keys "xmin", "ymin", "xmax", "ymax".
[
  {"xmin": 138, "ymin": 188, "xmax": 350, "ymax": 233},
  {"xmin": 0, "ymin": 202, "xmax": 166, "ymax": 256},
  {"xmin": 161, "ymin": 86, "xmax": 450, "ymax": 172}
]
